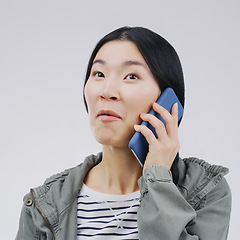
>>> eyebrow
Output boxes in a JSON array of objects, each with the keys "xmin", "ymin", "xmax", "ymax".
[
  {"xmin": 92, "ymin": 59, "xmax": 148, "ymax": 70},
  {"xmin": 92, "ymin": 59, "xmax": 106, "ymax": 65},
  {"xmin": 123, "ymin": 60, "xmax": 148, "ymax": 69}
]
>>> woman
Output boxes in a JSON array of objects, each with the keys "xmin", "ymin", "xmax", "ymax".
[{"xmin": 16, "ymin": 27, "xmax": 231, "ymax": 240}]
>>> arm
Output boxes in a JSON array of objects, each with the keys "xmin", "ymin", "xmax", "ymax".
[
  {"xmin": 16, "ymin": 193, "xmax": 37, "ymax": 240},
  {"xmin": 137, "ymin": 166, "xmax": 231, "ymax": 240},
  {"xmin": 185, "ymin": 176, "xmax": 231, "ymax": 239},
  {"xmin": 15, "ymin": 192, "xmax": 54, "ymax": 240},
  {"xmin": 135, "ymin": 102, "xmax": 231, "ymax": 239}
]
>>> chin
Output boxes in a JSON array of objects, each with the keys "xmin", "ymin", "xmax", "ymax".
[
  {"xmin": 92, "ymin": 126, "xmax": 133, "ymax": 148},
  {"xmin": 95, "ymin": 135, "xmax": 128, "ymax": 148},
  {"xmin": 94, "ymin": 132, "xmax": 115, "ymax": 145}
]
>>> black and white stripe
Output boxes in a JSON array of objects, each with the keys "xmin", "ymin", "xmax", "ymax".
[{"xmin": 77, "ymin": 184, "xmax": 140, "ymax": 239}]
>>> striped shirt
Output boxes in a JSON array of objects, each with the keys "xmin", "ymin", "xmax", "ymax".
[{"xmin": 77, "ymin": 184, "xmax": 140, "ymax": 239}]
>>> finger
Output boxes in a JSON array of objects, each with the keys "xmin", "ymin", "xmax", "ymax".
[
  {"xmin": 153, "ymin": 102, "xmax": 178, "ymax": 138},
  {"xmin": 152, "ymin": 102, "xmax": 172, "ymax": 123},
  {"xmin": 171, "ymin": 103, "xmax": 178, "ymax": 122},
  {"xmin": 169, "ymin": 103, "xmax": 179, "ymax": 138},
  {"xmin": 140, "ymin": 113, "xmax": 168, "ymax": 141},
  {"xmin": 153, "ymin": 101, "xmax": 178, "ymax": 125},
  {"xmin": 134, "ymin": 124, "xmax": 157, "ymax": 145}
]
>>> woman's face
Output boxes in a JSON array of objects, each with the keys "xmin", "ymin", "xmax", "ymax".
[{"xmin": 84, "ymin": 40, "xmax": 161, "ymax": 147}]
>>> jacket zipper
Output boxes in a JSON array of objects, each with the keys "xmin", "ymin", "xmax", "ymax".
[{"xmin": 30, "ymin": 189, "xmax": 57, "ymax": 240}]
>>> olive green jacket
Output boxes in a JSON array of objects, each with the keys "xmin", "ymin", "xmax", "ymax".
[{"xmin": 16, "ymin": 153, "xmax": 231, "ymax": 240}]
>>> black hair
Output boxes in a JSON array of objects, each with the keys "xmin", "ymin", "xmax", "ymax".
[{"xmin": 83, "ymin": 26, "xmax": 185, "ymax": 184}]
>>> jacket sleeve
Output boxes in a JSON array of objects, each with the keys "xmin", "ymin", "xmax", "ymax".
[
  {"xmin": 15, "ymin": 193, "xmax": 37, "ymax": 240},
  {"xmin": 15, "ymin": 192, "xmax": 53, "ymax": 240},
  {"xmin": 137, "ymin": 166, "xmax": 231, "ymax": 240}
]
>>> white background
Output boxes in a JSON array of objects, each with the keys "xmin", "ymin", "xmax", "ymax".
[{"xmin": 0, "ymin": 0, "xmax": 239, "ymax": 239}]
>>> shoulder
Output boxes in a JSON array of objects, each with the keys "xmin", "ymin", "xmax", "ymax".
[
  {"xmin": 178, "ymin": 157, "xmax": 229, "ymax": 186},
  {"xmin": 18, "ymin": 153, "xmax": 102, "ymax": 236},
  {"xmin": 44, "ymin": 153, "xmax": 102, "ymax": 187},
  {"xmin": 29, "ymin": 153, "xmax": 102, "ymax": 200},
  {"xmin": 177, "ymin": 157, "xmax": 231, "ymax": 208}
]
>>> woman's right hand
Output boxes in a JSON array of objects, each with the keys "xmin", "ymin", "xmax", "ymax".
[{"xmin": 134, "ymin": 102, "xmax": 180, "ymax": 172}]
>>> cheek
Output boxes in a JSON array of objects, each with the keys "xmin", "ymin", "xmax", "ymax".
[
  {"xmin": 84, "ymin": 83, "xmax": 98, "ymax": 135},
  {"xmin": 125, "ymin": 95, "xmax": 153, "ymax": 127},
  {"xmin": 84, "ymin": 81, "xmax": 97, "ymax": 111},
  {"xmin": 127, "ymin": 88, "xmax": 160, "ymax": 117}
]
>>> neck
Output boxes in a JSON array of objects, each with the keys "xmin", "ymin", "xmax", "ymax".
[{"xmin": 84, "ymin": 145, "xmax": 142, "ymax": 195}]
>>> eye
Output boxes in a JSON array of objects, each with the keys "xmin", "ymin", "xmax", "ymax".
[
  {"xmin": 93, "ymin": 71, "xmax": 105, "ymax": 78},
  {"xmin": 125, "ymin": 73, "xmax": 139, "ymax": 80}
]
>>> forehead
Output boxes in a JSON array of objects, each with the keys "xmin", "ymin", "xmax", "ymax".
[{"xmin": 94, "ymin": 40, "xmax": 147, "ymax": 67}]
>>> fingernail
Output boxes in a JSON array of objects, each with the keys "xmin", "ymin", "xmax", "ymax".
[{"xmin": 134, "ymin": 125, "xmax": 140, "ymax": 131}]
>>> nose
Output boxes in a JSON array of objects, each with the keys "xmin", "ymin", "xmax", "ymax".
[{"xmin": 100, "ymin": 78, "xmax": 120, "ymax": 101}]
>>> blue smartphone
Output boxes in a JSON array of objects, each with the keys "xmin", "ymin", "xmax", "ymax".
[{"xmin": 128, "ymin": 88, "xmax": 184, "ymax": 167}]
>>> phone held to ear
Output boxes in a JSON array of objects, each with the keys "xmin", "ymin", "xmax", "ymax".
[{"xmin": 128, "ymin": 88, "xmax": 184, "ymax": 167}]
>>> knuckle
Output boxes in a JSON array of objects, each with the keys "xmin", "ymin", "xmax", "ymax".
[
  {"xmin": 168, "ymin": 117, "xmax": 176, "ymax": 125},
  {"xmin": 156, "ymin": 120, "xmax": 164, "ymax": 129},
  {"xmin": 144, "ymin": 129, "xmax": 153, "ymax": 138}
]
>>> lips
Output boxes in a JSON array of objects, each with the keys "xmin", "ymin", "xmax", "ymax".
[{"xmin": 97, "ymin": 110, "xmax": 122, "ymax": 121}]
